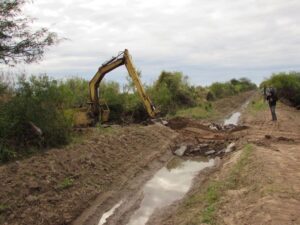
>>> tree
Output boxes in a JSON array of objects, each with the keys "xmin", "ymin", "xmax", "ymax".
[
  {"xmin": 124, "ymin": 69, "xmax": 142, "ymax": 93},
  {"xmin": 0, "ymin": 0, "xmax": 59, "ymax": 65}
]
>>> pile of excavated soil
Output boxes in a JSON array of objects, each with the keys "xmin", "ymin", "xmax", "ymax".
[
  {"xmin": 0, "ymin": 124, "xmax": 177, "ymax": 225},
  {"xmin": 168, "ymin": 117, "xmax": 246, "ymax": 157}
]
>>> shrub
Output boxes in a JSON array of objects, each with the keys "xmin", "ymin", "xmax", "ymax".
[
  {"xmin": 150, "ymin": 71, "xmax": 197, "ymax": 115},
  {"xmin": 261, "ymin": 72, "xmax": 300, "ymax": 106},
  {"xmin": 98, "ymin": 81, "xmax": 125, "ymax": 121},
  {"xmin": 58, "ymin": 77, "xmax": 89, "ymax": 107},
  {"xmin": 0, "ymin": 75, "xmax": 72, "ymax": 156},
  {"xmin": 0, "ymin": 144, "xmax": 16, "ymax": 163},
  {"xmin": 209, "ymin": 78, "xmax": 256, "ymax": 100}
]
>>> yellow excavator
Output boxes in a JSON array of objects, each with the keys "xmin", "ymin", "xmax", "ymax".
[{"xmin": 86, "ymin": 49, "xmax": 158, "ymax": 124}]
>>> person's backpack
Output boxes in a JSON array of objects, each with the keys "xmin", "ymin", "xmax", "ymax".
[{"xmin": 270, "ymin": 88, "xmax": 278, "ymax": 102}]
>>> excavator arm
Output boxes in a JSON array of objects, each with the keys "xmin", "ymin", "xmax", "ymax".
[{"xmin": 89, "ymin": 49, "xmax": 157, "ymax": 121}]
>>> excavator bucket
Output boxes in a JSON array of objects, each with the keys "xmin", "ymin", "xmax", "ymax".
[{"xmin": 100, "ymin": 100, "xmax": 110, "ymax": 122}]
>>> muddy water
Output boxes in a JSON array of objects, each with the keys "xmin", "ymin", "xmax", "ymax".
[
  {"xmin": 127, "ymin": 157, "xmax": 214, "ymax": 225},
  {"xmin": 224, "ymin": 112, "xmax": 241, "ymax": 125},
  {"xmin": 97, "ymin": 157, "xmax": 214, "ymax": 225},
  {"xmin": 224, "ymin": 100, "xmax": 250, "ymax": 126}
]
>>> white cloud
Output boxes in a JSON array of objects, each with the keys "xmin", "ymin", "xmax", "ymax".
[{"xmin": 2, "ymin": 0, "xmax": 299, "ymax": 85}]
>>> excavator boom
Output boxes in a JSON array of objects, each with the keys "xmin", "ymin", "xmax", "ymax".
[{"xmin": 89, "ymin": 49, "xmax": 157, "ymax": 121}]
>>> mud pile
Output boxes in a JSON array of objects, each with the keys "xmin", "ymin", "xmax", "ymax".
[{"xmin": 168, "ymin": 117, "xmax": 247, "ymax": 157}]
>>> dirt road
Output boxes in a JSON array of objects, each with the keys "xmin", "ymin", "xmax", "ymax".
[
  {"xmin": 226, "ymin": 102, "xmax": 300, "ymax": 225},
  {"xmin": 150, "ymin": 101, "xmax": 300, "ymax": 225}
]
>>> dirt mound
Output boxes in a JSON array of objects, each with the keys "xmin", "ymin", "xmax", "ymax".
[
  {"xmin": 0, "ymin": 124, "xmax": 177, "ymax": 225},
  {"xmin": 168, "ymin": 117, "xmax": 246, "ymax": 157},
  {"xmin": 167, "ymin": 117, "xmax": 192, "ymax": 129}
]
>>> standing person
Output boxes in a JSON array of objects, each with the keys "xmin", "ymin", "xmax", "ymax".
[{"xmin": 266, "ymin": 88, "xmax": 278, "ymax": 121}]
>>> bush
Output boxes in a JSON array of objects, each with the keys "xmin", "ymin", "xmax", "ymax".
[
  {"xmin": 149, "ymin": 71, "xmax": 197, "ymax": 115},
  {"xmin": 99, "ymin": 81, "xmax": 125, "ymax": 121},
  {"xmin": 0, "ymin": 75, "xmax": 72, "ymax": 156},
  {"xmin": 0, "ymin": 144, "xmax": 16, "ymax": 163},
  {"xmin": 261, "ymin": 72, "xmax": 300, "ymax": 106},
  {"xmin": 209, "ymin": 78, "xmax": 256, "ymax": 100},
  {"xmin": 58, "ymin": 77, "xmax": 89, "ymax": 107}
]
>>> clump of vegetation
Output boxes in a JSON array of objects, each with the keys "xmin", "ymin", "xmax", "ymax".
[
  {"xmin": 0, "ymin": 204, "xmax": 8, "ymax": 213},
  {"xmin": 175, "ymin": 102, "xmax": 214, "ymax": 119},
  {"xmin": 58, "ymin": 77, "xmax": 89, "ymax": 108},
  {"xmin": 250, "ymin": 98, "xmax": 268, "ymax": 113},
  {"xmin": 208, "ymin": 78, "xmax": 257, "ymax": 100},
  {"xmin": 261, "ymin": 72, "xmax": 300, "ymax": 107},
  {"xmin": 0, "ymin": 75, "xmax": 72, "ymax": 162},
  {"xmin": 57, "ymin": 177, "xmax": 74, "ymax": 190},
  {"xmin": 149, "ymin": 71, "xmax": 197, "ymax": 115}
]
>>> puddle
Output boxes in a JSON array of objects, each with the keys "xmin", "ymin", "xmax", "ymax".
[
  {"xmin": 126, "ymin": 156, "xmax": 215, "ymax": 225},
  {"xmin": 224, "ymin": 100, "xmax": 250, "ymax": 126},
  {"xmin": 224, "ymin": 112, "xmax": 241, "ymax": 126},
  {"xmin": 98, "ymin": 201, "xmax": 123, "ymax": 225}
]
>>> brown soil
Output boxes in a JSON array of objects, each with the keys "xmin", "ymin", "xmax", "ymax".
[
  {"xmin": 148, "ymin": 102, "xmax": 300, "ymax": 225},
  {"xmin": 222, "ymin": 102, "xmax": 300, "ymax": 225},
  {"xmin": 211, "ymin": 90, "xmax": 254, "ymax": 121},
  {"xmin": 0, "ymin": 91, "xmax": 255, "ymax": 225},
  {"xmin": 0, "ymin": 124, "xmax": 177, "ymax": 225},
  {"xmin": 168, "ymin": 118, "xmax": 246, "ymax": 157},
  {"xmin": 4, "ymin": 91, "xmax": 296, "ymax": 225}
]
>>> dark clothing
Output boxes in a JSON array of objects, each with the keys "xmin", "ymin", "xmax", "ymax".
[
  {"xmin": 266, "ymin": 92, "xmax": 278, "ymax": 107},
  {"xmin": 270, "ymin": 105, "xmax": 277, "ymax": 121},
  {"xmin": 266, "ymin": 90, "xmax": 278, "ymax": 121}
]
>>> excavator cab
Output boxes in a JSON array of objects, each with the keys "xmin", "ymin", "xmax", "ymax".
[{"xmin": 88, "ymin": 49, "xmax": 158, "ymax": 123}]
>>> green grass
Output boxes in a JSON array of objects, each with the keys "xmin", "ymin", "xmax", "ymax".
[
  {"xmin": 0, "ymin": 204, "xmax": 8, "ymax": 214},
  {"xmin": 249, "ymin": 98, "xmax": 268, "ymax": 112},
  {"xmin": 201, "ymin": 181, "xmax": 222, "ymax": 224},
  {"xmin": 226, "ymin": 144, "xmax": 253, "ymax": 188},
  {"xmin": 174, "ymin": 103, "xmax": 216, "ymax": 119},
  {"xmin": 0, "ymin": 145, "xmax": 17, "ymax": 163},
  {"xmin": 58, "ymin": 177, "xmax": 74, "ymax": 190}
]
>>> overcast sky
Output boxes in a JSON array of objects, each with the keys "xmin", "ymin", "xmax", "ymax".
[{"xmin": 3, "ymin": 0, "xmax": 300, "ymax": 86}]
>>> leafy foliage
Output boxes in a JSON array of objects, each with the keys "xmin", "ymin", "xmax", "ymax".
[
  {"xmin": 0, "ymin": 0, "xmax": 59, "ymax": 64},
  {"xmin": 0, "ymin": 70, "xmax": 258, "ymax": 162},
  {"xmin": 149, "ymin": 71, "xmax": 197, "ymax": 115},
  {"xmin": 58, "ymin": 77, "xmax": 89, "ymax": 107},
  {"xmin": 208, "ymin": 78, "xmax": 257, "ymax": 100},
  {"xmin": 99, "ymin": 81, "xmax": 125, "ymax": 121},
  {"xmin": 0, "ymin": 75, "xmax": 72, "ymax": 161},
  {"xmin": 261, "ymin": 72, "xmax": 300, "ymax": 106}
]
